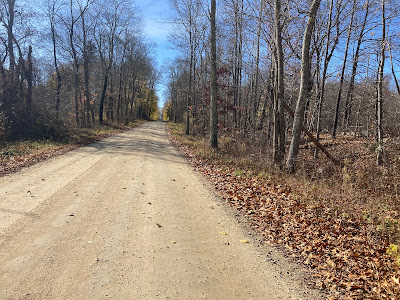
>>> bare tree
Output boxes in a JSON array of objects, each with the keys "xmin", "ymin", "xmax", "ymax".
[
  {"xmin": 47, "ymin": 0, "xmax": 63, "ymax": 121},
  {"xmin": 231, "ymin": 0, "xmax": 244, "ymax": 129},
  {"xmin": 250, "ymin": 0, "xmax": 263, "ymax": 132},
  {"xmin": 342, "ymin": 0, "xmax": 371, "ymax": 130},
  {"xmin": 332, "ymin": 0, "xmax": 357, "ymax": 138},
  {"xmin": 3, "ymin": 0, "xmax": 16, "ymax": 73},
  {"xmin": 388, "ymin": 42, "xmax": 400, "ymax": 96},
  {"xmin": 210, "ymin": 0, "xmax": 218, "ymax": 148},
  {"xmin": 286, "ymin": 0, "xmax": 322, "ymax": 173},
  {"xmin": 375, "ymin": 0, "xmax": 385, "ymax": 165},
  {"xmin": 78, "ymin": 0, "xmax": 96, "ymax": 125},
  {"xmin": 169, "ymin": 0, "xmax": 204, "ymax": 135},
  {"xmin": 94, "ymin": 0, "xmax": 135, "ymax": 124},
  {"xmin": 273, "ymin": 0, "xmax": 285, "ymax": 165},
  {"xmin": 314, "ymin": 0, "xmax": 342, "ymax": 157},
  {"xmin": 64, "ymin": 0, "xmax": 82, "ymax": 126},
  {"xmin": 0, "ymin": 0, "xmax": 17, "ymax": 134}
]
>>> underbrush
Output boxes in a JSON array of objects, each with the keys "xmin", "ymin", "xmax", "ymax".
[
  {"xmin": 296, "ymin": 135, "xmax": 400, "ymax": 244},
  {"xmin": 170, "ymin": 123, "xmax": 400, "ymax": 245},
  {"xmin": 168, "ymin": 122, "xmax": 400, "ymax": 298}
]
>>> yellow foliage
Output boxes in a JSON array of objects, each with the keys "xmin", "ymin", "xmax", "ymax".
[
  {"xmin": 162, "ymin": 101, "xmax": 172, "ymax": 121},
  {"xmin": 387, "ymin": 244, "xmax": 398, "ymax": 256},
  {"xmin": 133, "ymin": 80, "xmax": 159, "ymax": 120},
  {"xmin": 386, "ymin": 244, "xmax": 400, "ymax": 266}
]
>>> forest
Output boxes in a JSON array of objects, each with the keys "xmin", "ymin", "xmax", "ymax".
[
  {"xmin": 0, "ymin": 0, "xmax": 159, "ymax": 142},
  {"xmin": 164, "ymin": 0, "xmax": 400, "ymax": 297},
  {"xmin": 164, "ymin": 0, "xmax": 400, "ymax": 169}
]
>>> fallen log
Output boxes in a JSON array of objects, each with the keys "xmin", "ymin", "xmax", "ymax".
[{"xmin": 283, "ymin": 101, "xmax": 343, "ymax": 167}]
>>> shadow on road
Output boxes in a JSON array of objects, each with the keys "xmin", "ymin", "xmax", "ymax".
[{"xmin": 85, "ymin": 123, "xmax": 186, "ymax": 164}]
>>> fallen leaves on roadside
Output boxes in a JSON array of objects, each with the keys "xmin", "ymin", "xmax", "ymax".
[
  {"xmin": 168, "ymin": 128, "xmax": 400, "ymax": 299},
  {"xmin": 0, "ymin": 123, "xmax": 146, "ymax": 177},
  {"xmin": 0, "ymin": 145, "xmax": 77, "ymax": 176}
]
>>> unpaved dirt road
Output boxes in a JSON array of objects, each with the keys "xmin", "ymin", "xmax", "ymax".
[{"xmin": 0, "ymin": 122, "xmax": 321, "ymax": 299}]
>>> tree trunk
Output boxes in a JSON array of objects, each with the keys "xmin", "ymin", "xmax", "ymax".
[
  {"xmin": 117, "ymin": 66, "xmax": 123, "ymax": 123},
  {"xmin": 388, "ymin": 43, "xmax": 400, "ymax": 96},
  {"xmin": 343, "ymin": 0, "xmax": 370, "ymax": 130},
  {"xmin": 99, "ymin": 71, "xmax": 109, "ymax": 125},
  {"xmin": 209, "ymin": 0, "xmax": 218, "ymax": 148},
  {"xmin": 174, "ymin": 88, "xmax": 178, "ymax": 123},
  {"xmin": 192, "ymin": 39, "xmax": 198, "ymax": 133},
  {"xmin": 286, "ymin": 0, "xmax": 321, "ymax": 173},
  {"xmin": 109, "ymin": 70, "xmax": 115, "ymax": 123},
  {"xmin": 237, "ymin": 0, "xmax": 243, "ymax": 131},
  {"xmin": 69, "ymin": 0, "xmax": 80, "ymax": 126},
  {"xmin": 283, "ymin": 101, "xmax": 341, "ymax": 166},
  {"xmin": 7, "ymin": 0, "xmax": 16, "ymax": 75},
  {"xmin": 332, "ymin": 0, "xmax": 356, "ymax": 138},
  {"xmin": 4, "ymin": 0, "xmax": 17, "ymax": 135},
  {"xmin": 273, "ymin": 0, "xmax": 285, "ymax": 165},
  {"xmin": 130, "ymin": 79, "xmax": 136, "ymax": 118},
  {"xmin": 375, "ymin": 0, "xmax": 385, "ymax": 165},
  {"xmin": 26, "ymin": 46, "xmax": 33, "ymax": 119},
  {"xmin": 258, "ymin": 65, "xmax": 274, "ymax": 130},
  {"xmin": 50, "ymin": 2, "xmax": 62, "ymax": 122},
  {"xmin": 314, "ymin": 0, "xmax": 338, "ymax": 158},
  {"xmin": 186, "ymin": 13, "xmax": 194, "ymax": 135},
  {"xmin": 82, "ymin": 14, "xmax": 92, "ymax": 125},
  {"xmin": 232, "ymin": 0, "xmax": 243, "ymax": 129},
  {"xmin": 232, "ymin": 1, "xmax": 238, "ymax": 127},
  {"xmin": 252, "ymin": 0, "xmax": 262, "ymax": 131},
  {"xmin": 73, "ymin": 61, "xmax": 80, "ymax": 126}
]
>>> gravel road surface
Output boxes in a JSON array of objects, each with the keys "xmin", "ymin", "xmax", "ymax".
[{"xmin": 0, "ymin": 122, "xmax": 321, "ymax": 299}]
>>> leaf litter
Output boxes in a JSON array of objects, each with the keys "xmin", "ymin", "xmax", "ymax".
[{"xmin": 168, "ymin": 129, "xmax": 400, "ymax": 299}]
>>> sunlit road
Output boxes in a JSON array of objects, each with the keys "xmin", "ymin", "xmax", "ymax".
[{"xmin": 0, "ymin": 122, "xmax": 320, "ymax": 299}]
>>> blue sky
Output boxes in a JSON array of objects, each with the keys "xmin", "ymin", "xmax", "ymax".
[{"xmin": 137, "ymin": 0, "xmax": 179, "ymax": 109}]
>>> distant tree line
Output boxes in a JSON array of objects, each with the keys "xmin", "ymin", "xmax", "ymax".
[
  {"xmin": 164, "ymin": 0, "xmax": 400, "ymax": 171},
  {"xmin": 0, "ymin": 0, "xmax": 159, "ymax": 140}
]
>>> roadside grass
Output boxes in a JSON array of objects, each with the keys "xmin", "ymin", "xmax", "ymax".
[
  {"xmin": 0, "ymin": 120, "xmax": 146, "ymax": 175},
  {"xmin": 168, "ymin": 122, "xmax": 400, "ymax": 298}
]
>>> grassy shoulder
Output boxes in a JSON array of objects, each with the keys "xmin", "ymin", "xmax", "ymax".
[
  {"xmin": 0, "ymin": 120, "xmax": 147, "ymax": 175},
  {"xmin": 168, "ymin": 121, "xmax": 400, "ymax": 298}
]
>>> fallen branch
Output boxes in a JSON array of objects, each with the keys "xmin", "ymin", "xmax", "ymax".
[{"xmin": 283, "ymin": 101, "xmax": 343, "ymax": 167}]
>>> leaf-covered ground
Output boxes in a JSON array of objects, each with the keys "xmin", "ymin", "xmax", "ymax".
[
  {"xmin": 0, "ymin": 142, "xmax": 78, "ymax": 176},
  {"xmin": 0, "ymin": 121, "xmax": 146, "ymax": 176},
  {"xmin": 167, "ymin": 126, "xmax": 400, "ymax": 299}
]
